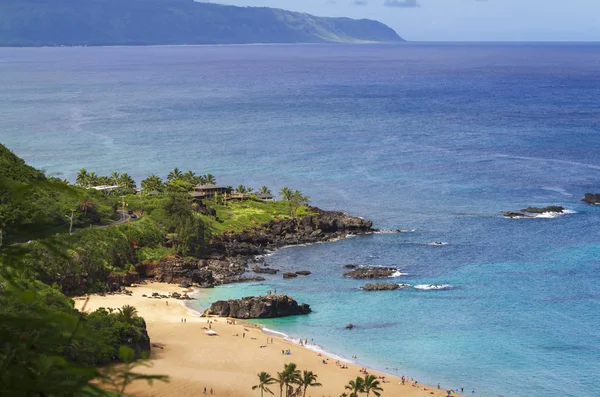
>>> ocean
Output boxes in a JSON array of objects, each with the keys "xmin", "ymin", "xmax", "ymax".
[{"xmin": 1, "ymin": 42, "xmax": 599, "ymax": 397}]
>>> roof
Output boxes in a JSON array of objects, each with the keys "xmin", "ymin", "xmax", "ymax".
[
  {"xmin": 91, "ymin": 185, "xmax": 120, "ymax": 191},
  {"xmin": 189, "ymin": 191, "xmax": 206, "ymax": 197}
]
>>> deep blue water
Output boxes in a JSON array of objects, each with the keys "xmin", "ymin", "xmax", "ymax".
[{"xmin": 1, "ymin": 43, "xmax": 600, "ymax": 397}]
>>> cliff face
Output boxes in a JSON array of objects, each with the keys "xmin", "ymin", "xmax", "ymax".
[
  {"xmin": 212, "ymin": 207, "xmax": 375, "ymax": 256},
  {"xmin": 133, "ymin": 208, "xmax": 375, "ymax": 288},
  {"xmin": 0, "ymin": 0, "xmax": 404, "ymax": 47}
]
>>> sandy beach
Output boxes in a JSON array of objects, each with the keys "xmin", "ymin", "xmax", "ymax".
[{"xmin": 75, "ymin": 282, "xmax": 461, "ymax": 397}]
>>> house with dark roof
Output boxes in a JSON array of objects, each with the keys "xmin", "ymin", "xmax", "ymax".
[{"xmin": 191, "ymin": 184, "xmax": 232, "ymax": 199}]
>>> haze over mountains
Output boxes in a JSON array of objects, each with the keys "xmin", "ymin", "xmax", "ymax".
[{"xmin": 0, "ymin": 0, "xmax": 403, "ymax": 46}]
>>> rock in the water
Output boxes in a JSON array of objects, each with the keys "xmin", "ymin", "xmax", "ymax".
[
  {"xmin": 521, "ymin": 206, "xmax": 564, "ymax": 214},
  {"xmin": 343, "ymin": 266, "xmax": 398, "ymax": 279},
  {"xmin": 503, "ymin": 212, "xmax": 534, "ymax": 218},
  {"xmin": 344, "ymin": 264, "xmax": 358, "ymax": 269},
  {"xmin": 222, "ymin": 276, "xmax": 265, "ymax": 284},
  {"xmin": 295, "ymin": 270, "xmax": 311, "ymax": 276},
  {"xmin": 204, "ymin": 294, "xmax": 311, "ymax": 319},
  {"xmin": 362, "ymin": 283, "xmax": 406, "ymax": 291},
  {"xmin": 253, "ymin": 265, "xmax": 279, "ymax": 274},
  {"xmin": 283, "ymin": 272, "xmax": 298, "ymax": 279},
  {"xmin": 346, "ymin": 323, "xmax": 354, "ymax": 329},
  {"xmin": 582, "ymin": 193, "xmax": 600, "ymax": 205}
]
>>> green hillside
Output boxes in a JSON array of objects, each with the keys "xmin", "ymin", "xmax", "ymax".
[
  {"xmin": 0, "ymin": 144, "xmax": 117, "ymax": 244},
  {"xmin": 0, "ymin": 0, "xmax": 403, "ymax": 46}
]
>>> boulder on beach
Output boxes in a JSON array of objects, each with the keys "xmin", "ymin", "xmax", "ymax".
[
  {"xmin": 343, "ymin": 266, "xmax": 398, "ymax": 279},
  {"xmin": 203, "ymin": 294, "xmax": 311, "ymax": 319}
]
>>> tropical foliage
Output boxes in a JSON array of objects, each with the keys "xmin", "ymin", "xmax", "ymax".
[
  {"xmin": 0, "ymin": 144, "xmax": 117, "ymax": 244},
  {"xmin": 279, "ymin": 187, "xmax": 310, "ymax": 218}
]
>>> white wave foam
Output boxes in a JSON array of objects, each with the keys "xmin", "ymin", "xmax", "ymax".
[
  {"xmin": 262, "ymin": 327, "xmax": 288, "ymax": 338},
  {"xmin": 397, "ymin": 284, "xmax": 411, "ymax": 288},
  {"xmin": 261, "ymin": 328, "xmax": 352, "ymax": 363},
  {"xmin": 535, "ymin": 209, "xmax": 576, "ymax": 218},
  {"xmin": 345, "ymin": 234, "xmax": 357, "ymax": 238},
  {"xmin": 427, "ymin": 241, "xmax": 447, "ymax": 246},
  {"xmin": 414, "ymin": 284, "xmax": 453, "ymax": 291},
  {"xmin": 390, "ymin": 270, "xmax": 407, "ymax": 278},
  {"xmin": 374, "ymin": 229, "xmax": 416, "ymax": 234}
]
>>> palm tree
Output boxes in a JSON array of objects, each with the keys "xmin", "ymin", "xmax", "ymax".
[
  {"xmin": 282, "ymin": 363, "xmax": 301, "ymax": 397},
  {"xmin": 183, "ymin": 170, "xmax": 197, "ymax": 184},
  {"xmin": 141, "ymin": 174, "xmax": 164, "ymax": 192},
  {"xmin": 236, "ymin": 185, "xmax": 249, "ymax": 194},
  {"xmin": 118, "ymin": 305, "xmax": 138, "ymax": 325},
  {"xmin": 344, "ymin": 377, "xmax": 365, "ymax": 397},
  {"xmin": 119, "ymin": 173, "xmax": 136, "ymax": 190},
  {"xmin": 76, "ymin": 168, "xmax": 89, "ymax": 187},
  {"xmin": 252, "ymin": 372, "xmax": 277, "ymax": 397},
  {"xmin": 260, "ymin": 185, "xmax": 272, "ymax": 195},
  {"xmin": 275, "ymin": 371, "xmax": 285, "ymax": 397},
  {"xmin": 79, "ymin": 197, "xmax": 95, "ymax": 215},
  {"xmin": 165, "ymin": 233, "xmax": 178, "ymax": 248},
  {"xmin": 363, "ymin": 375, "xmax": 383, "ymax": 397},
  {"xmin": 111, "ymin": 171, "xmax": 120, "ymax": 186},
  {"xmin": 205, "ymin": 173, "xmax": 216, "ymax": 185},
  {"xmin": 167, "ymin": 168, "xmax": 183, "ymax": 181},
  {"xmin": 279, "ymin": 186, "xmax": 292, "ymax": 202},
  {"xmin": 299, "ymin": 370, "xmax": 321, "ymax": 397},
  {"xmin": 87, "ymin": 172, "xmax": 99, "ymax": 187}
]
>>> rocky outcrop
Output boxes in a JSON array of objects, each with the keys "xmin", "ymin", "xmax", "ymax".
[
  {"xmin": 362, "ymin": 283, "xmax": 408, "ymax": 291},
  {"xmin": 343, "ymin": 266, "xmax": 398, "ymax": 279},
  {"xmin": 283, "ymin": 272, "xmax": 298, "ymax": 279},
  {"xmin": 503, "ymin": 212, "xmax": 534, "ymax": 218},
  {"xmin": 252, "ymin": 265, "xmax": 279, "ymax": 274},
  {"xmin": 295, "ymin": 270, "xmax": 311, "ymax": 276},
  {"xmin": 504, "ymin": 205, "xmax": 565, "ymax": 218},
  {"xmin": 522, "ymin": 206, "xmax": 564, "ymax": 214},
  {"xmin": 582, "ymin": 193, "xmax": 600, "ymax": 204},
  {"xmin": 129, "ymin": 208, "xmax": 375, "ymax": 290},
  {"xmin": 204, "ymin": 294, "xmax": 311, "ymax": 319},
  {"xmin": 344, "ymin": 264, "xmax": 358, "ymax": 269},
  {"xmin": 211, "ymin": 207, "xmax": 374, "ymax": 257}
]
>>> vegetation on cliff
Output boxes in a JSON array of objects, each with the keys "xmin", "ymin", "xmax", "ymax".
[
  {"xmin": 0, "ymin": 144, "xmax": 117, "ymax": 244},
  {"xmin": 0, "ymin": 0, "xmax": 403, "ymax": 47}
]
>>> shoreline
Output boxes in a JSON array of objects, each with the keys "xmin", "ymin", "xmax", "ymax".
[{"xmin": 76, "ymin": 282, "xmax": 461, "ymax": 397}]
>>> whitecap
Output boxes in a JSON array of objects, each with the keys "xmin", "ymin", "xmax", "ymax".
[
  {"xmin": 390, "ymin": 270, "xmax": 407, "ymax": 278},
  {"xmin": 414, "ymin": 284, "xmax": 453, "ymax": 291},
  {"xmin": 535, "ymin": 209, "xmax": 576, "ymax": 218},
  {"xmin": 427, "ymin": 241, "xmax": 447, "ymax": 246}
]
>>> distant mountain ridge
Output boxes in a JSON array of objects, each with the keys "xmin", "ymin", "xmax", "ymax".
[{"xmin": 0, "ymin": 0, "xmax": 404, "ymax": 47}]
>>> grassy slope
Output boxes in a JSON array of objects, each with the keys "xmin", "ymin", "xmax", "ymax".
[{"xmin": 202, "ymin": 198, "xmax": 311, "ymax": 235}]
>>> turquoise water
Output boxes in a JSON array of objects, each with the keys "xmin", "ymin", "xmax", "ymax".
[{"xmin": 1, "ymin": 43, "xmax": 599, "ymax": 396}]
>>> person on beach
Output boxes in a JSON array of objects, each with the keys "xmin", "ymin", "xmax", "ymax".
[
  {"xmin": 438, "ymin": 383, "xmax": 440, "ymax": 390},
  {"xmin": 166, "ymin": 301, "xmax": 168, "ymax": 306},
  {"xmin": 243, "ymin": 332, "xmax": 245, "ymax": 338},
  {"xmin": 210, "ymin": 388, "xmax": 213, "ymax": 395},
  {"xmin": 203, "ymin": 387, "xmax": 206, "ymax": 394}
]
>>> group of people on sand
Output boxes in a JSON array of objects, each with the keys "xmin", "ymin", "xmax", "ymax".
[
  {"xmin": 202, "ymin": 386, "xmax": 213, "ymax": 395},
  {"xmin": 281, "ymin": 349, "xmax": 292, "ymax": 355},
  {"xmin": 334, "ymin": 360, "xmax": 348, "ymax": 369}
]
